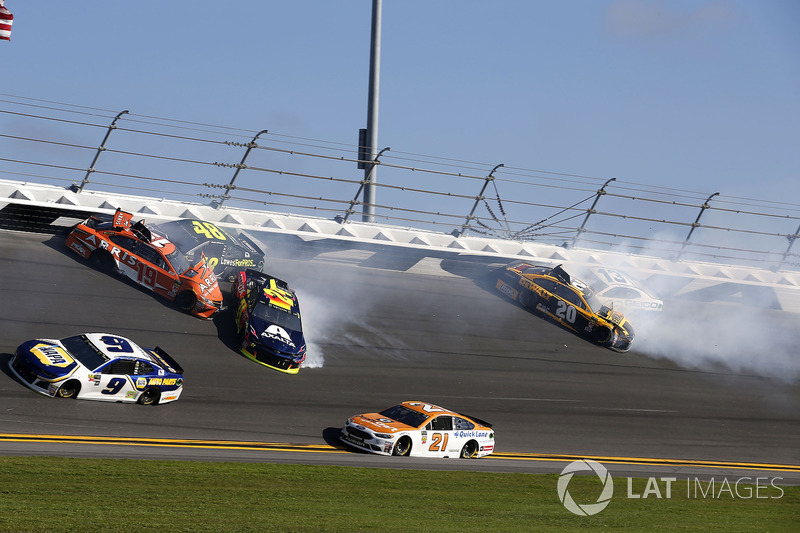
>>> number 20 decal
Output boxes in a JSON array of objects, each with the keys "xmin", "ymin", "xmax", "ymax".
[
  {"xmin": 101, "ymin": 377, "xmax": 127, "ymax": 395},
  {"xmin": 555, "ymin": 300, "xmax": 577, "ymax": 323}
]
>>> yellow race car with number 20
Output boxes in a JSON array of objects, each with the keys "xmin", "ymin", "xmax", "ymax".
[{"xmin": 496, "ymin": 261, "xmax": 635, "ymax": 352}]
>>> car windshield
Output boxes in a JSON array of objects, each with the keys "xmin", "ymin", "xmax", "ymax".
[
  {"xmin": 379, "ymin": 405, "xmax": 429, "ymax": 428},
  {"xmin": 253, "ymin": 302, "xmax": 302, "ymax": 332},
  {"xmin": 154, "ymin": 220, "xmax": 205, "ymax": 249},
  {"xmin": 166, "ymin": 247, "xmax": 191, "ymax": 274},
  {"xmin": 582, "ymin": 286, "xmax": 604, "ymax": 313},
  {"xmin": 60, "ymin": 335, "xmax": 109, "ymax": 371}
]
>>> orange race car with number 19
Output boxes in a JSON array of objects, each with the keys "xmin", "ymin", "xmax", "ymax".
[{"xmin": 66, "ymin": 209, "xmax": 223, "ymax": 319}]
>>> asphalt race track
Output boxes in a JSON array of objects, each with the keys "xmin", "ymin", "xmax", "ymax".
[{"xmin": 1, "ymin": 230, "xmax": 798, "ymax": 481}]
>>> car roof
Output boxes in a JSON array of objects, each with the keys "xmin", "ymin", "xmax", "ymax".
[{"xmin": 399, "ymin": 401, "xmax": 460, "ymax": 418}]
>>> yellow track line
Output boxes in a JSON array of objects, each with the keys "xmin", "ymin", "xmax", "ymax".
[{"xmin": 1, "ymin": 433, "xmax": 798, "ymax": 472}]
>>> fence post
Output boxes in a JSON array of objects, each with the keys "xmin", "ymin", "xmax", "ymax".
[
  {"xmin": 677, "ymin": 191, "xmax": 719, "ymax": 260},
  {"xmin": 452, "ymin": 164, "xmax": 504, "ymax": 237},
  {"xmin": 778, "ymin": 222, "xmax": 800, "ymax": 270},
  {"xmin": 570, "ymin": 177, "xmax": 616, "ymax": 249},
  {"xmin": 213, "ymin": 129, "xmax": 269, "ymax": 208},
  {"xmin": 340, "ymin": 147, "xmax": 390, "ymax": 223},
  {"xmin": 72, "ymin": 109, "xmax": 129, "ymax": 193}
]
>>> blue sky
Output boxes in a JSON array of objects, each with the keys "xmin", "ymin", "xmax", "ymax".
[{"xmin": 1, "ymin": 1, "xmax": 799, "ymax": 240}]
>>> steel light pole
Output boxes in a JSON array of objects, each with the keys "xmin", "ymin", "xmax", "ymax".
[{"xmin": 362, "ymin": 0, "xmax": 382, "ymax": 222}]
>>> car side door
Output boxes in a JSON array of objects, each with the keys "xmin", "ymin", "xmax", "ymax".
[
  {"xmin": 130, "ymin": 241, "xmax": 177, "ymax": 298},
  {"xmin": 86, "ymin": 358, "xmax": 140, "ymax": 402},
  {"xmin": 424, "ymin": 415, "xmax": 455, "ymax": 456}
]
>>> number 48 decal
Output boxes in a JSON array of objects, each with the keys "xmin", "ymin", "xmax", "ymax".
[{"xmin": 192, "ymin": 221, "xmax": 227, "ymax": 241}]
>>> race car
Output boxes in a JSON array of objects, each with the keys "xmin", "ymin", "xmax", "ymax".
[
  {"xmin": 340, "ymin": 401, "xmax": 495, "ymax": 459},
  {"xmin": 232, "ymin": 268, "xmax": 306, "ymax": 374},
  {"xmin": 9, "ymin": 332, "xmax": 184, "ymax": 405},
  {"xmin": 581, "ymin": 267, "xmax": 663, "ymax": 315},
  {"xmin": 495, "ymin": 261, "xmax": 635, "ymax": 352},
  {"xmin": 66, "ymin": 209, "xmax": 223, "ymax": 319},
  {"xmin": 152, "ymin": 218, "xmax": 266, "ymax": 283}
]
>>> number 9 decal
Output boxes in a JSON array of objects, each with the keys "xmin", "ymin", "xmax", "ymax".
[
  {"xmin": 100, "ymin": 336, "xmax": 134, "ymax": 353},
  {"xmin": 102, "ymin": 377, "xmax": 127, "ymax": 395}
]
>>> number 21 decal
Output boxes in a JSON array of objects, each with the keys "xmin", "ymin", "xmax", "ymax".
[{"xmin": 429, "ymin": 433, "xmax": 449, "ymax": 452}]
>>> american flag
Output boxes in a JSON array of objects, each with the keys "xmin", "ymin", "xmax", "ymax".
[{"xmin": 0, "ymin": 1, "xmax": 12, "ymax": 41}]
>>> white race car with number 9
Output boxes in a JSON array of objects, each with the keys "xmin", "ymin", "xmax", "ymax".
[
  {"xmin": 340, "ymin": 401, "xmax": 495, "ymax": 459},
  {"xmin": 9, "ymin": 333, "xmax": 184, "ymax": 406}
]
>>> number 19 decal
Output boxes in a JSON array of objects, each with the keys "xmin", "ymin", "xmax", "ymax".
[{"xmin": 429, "ymin": 433, "xmax": 449, "ymax": 452}]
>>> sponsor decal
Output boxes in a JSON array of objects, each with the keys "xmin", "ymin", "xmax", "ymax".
[
  {"xmin": 221, "ymin": 258, "xmax": 256, "ymax": 267},
  {"xmin": 262, "ymin": 325, "xmax": 296, "ymax": 348},
  {"xmin": 135, "ymin": 377, "xmax": 147, "ymax": 389},
  {"xmin": 163, "ymin": 395, "xmax": 177, "ymax": 401},
  {"xmin": 69, "ymin": 242, "xmax": 88, "ymax": 256},
  {"xmin": 148, "ymin": 377, "xmax": 178, "ymax": 386},
  {"xmin": 32, "ymin": 344, "xmax": 73, "ymax": 367},
  {"xmin": 454, "ymin": 430, "xmax": 490, "ymax": 439},
  {"xmin": 125, "ymin": 391, "xmax": 137, "ymax": 399},
  {"xmin": 498, "ymin": 283, "xmax": 517, "ymax": 298},
  {"xmin": 359, "ymin": 416, "xmax": 396, "ymax": 431}
]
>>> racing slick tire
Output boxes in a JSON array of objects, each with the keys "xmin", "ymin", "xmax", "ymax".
[
  {"xmin": 518, "ymin": 290, "xmax": 536, "ymax": 309},
  {"xmin": 175, "ymin": 290, "xmax": 197, "ymax": 313},
  {"xmin": 137, "ymin": 387, "xmax": 160, "ymax": 406},
  {"xmin": 89, "ymin": 249, "xmax": 116, "ymax": 274},
  {"xmin": 392, "ymin": 437, "xmax": 412, "ymax": 457},
  {"xmin": 591, "ymin": 326, "xmax": 613, "ymax": 345},
  {"xmin": 57, "ymin": 380, "xmax": 80, "ymax": 399},
  {"xmin": 460, "ymin": 440, "xmax": 480, "ymax": 459}
]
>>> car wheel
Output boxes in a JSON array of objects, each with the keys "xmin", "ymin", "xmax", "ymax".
[
  {"xmin": 591, "ymin": 326, "xmax": 613, "ymax": 345},
  {"xmin": 519, "ymin": 290, "xmax": 535, "ymax": 309},
  {"xmin": 460, "ymin": 440, "xmax": 479, "ymax": 459},
  {"xmin": 57, "ymin": 380, "xmax": 80, "ymax": 399},
  {"xmin": 89, "ymin": 249, "xmax": 115, "ymax": 274},
  {"xmin": 137, "ymin": 387, "xmax": 160, "ymax": 406},
  {"xmin": 175, "ymin": 290, "xmax": 197, "ymax": 312},
  {"xmin": 392, "ymin": 437, "xmax": 412, "ymax": 456}
]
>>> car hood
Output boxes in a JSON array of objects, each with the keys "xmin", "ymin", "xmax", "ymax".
[
  {"xmin": 17, "ymin": 339, "xmax": 78, "ymax": 377},
  {"xmin": 181, "ymin": 258, "xmax": 222, "ymax": 300},
  {"xmin": 251, "ymin": 317, "xmax": 305, "ymax": 354},
  {"xmin": 349, "ymin": 413, "xmax": 415, "ymax": 434}
]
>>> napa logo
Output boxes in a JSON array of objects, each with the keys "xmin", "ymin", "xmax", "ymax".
[
  {"xmin": 557, "ymin": 460, "xmax": 614, "ymax": 516},
  {"xmin": 32, "ymin": 344, "xmax": 74, "ymax": 367}
]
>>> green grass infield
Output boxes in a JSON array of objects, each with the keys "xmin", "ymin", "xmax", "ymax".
[{"xmin": 0, "ymin": 457, "xmax": 796, "ymax": 532}]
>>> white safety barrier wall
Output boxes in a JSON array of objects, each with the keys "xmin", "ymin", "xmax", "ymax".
[{"xmin": 2, "ymin": 178, "xmax": 799, "ymax": 315}]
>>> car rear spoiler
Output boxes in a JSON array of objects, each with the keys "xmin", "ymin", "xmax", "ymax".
[
  {"xmin": 466, "ymin": 415, "xmax": 493, "ymax": 429},
  {"xmin": 238, "ymin": 232, "xmax": 266, "ymax": 257},
  {"xmin": 245, "ymin": 268, "xmax": 289, "ymax": 289},
  {"xmin": 151, "ymin": 346, "xmax": 184, "ymax": 374}
]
